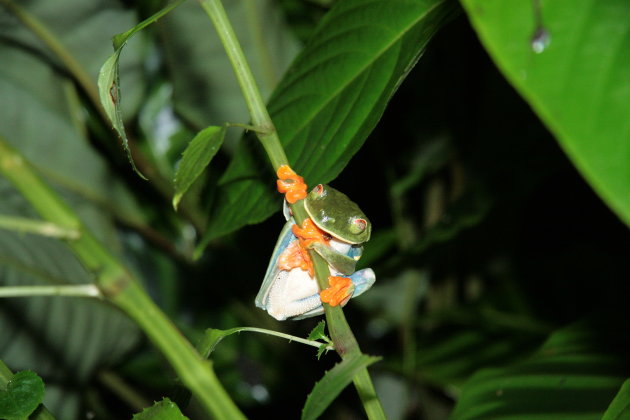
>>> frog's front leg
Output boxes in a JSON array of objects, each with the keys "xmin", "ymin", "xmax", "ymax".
[
  {"xmin": 276, "ymin": 165, "xmax": 307, "ymax": 204},
  {"xmin": 292, "ymin": 218, "xmax": 359, "ymax": 275}
]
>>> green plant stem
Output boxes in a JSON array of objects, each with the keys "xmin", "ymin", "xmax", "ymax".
[
  {"xmin": 98, "ymin": 370, "xmax": 151, "ymax": 412},
  {"xmin": 0, "ymin": 137, "xmax": 245, "ymax": 420},
  {"xmin": 198, "ymin": 0, "xmax": 288, "ymax": 170},
  {"xmin": 0, "ymin": 284, "xmax": 101, "ymax": 298},
  {"xmin": 0, "ymin": 215, "xmax": 80, "ymax": 239},
  {"xmin": 198, "ymin": 1, "xmax": 385, "ymax": 418},
  {"xmin": 0, "ymin": 359, "xmax": 57, "ymax": 420},
  {"xmin": 199, "ymin": 327, "xmax": 334, "ymax": 356}
]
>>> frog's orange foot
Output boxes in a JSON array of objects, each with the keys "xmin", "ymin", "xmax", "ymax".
[
  {"xmin": 278, "ymin": 240, "xmax": 314, "ymax": 276},
  {"xmin": 277, "ymin": 165, "xmax": 307, "ymax": 204},
  {"xmin": 292, "ymin": 218, "xmax": 330, "ymax": 249},
  {"xmin": 320, "ymin": 276, "xmax": 354, "ymax": 307}
]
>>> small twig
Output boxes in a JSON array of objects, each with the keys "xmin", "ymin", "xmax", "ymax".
[
  {"xmin": 0, "ymin": 284, "xmax": 102, "ymax": 298},
  {"xmin": 0, "ymin": 215, "xmax": 81, "ymax": 239}
]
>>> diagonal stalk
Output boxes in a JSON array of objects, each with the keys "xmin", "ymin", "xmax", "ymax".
[
  {"xmin": 197, "ymin": 0, "xmax": 385, "ymax": 417},
  {"xmin": 0, "ymin": 137, "xmax": 245, "ymax": 420}
]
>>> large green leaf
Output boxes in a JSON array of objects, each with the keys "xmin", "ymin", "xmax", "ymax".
[
  {"xmin": 450, "ymin": 316, "xmax": 630, "ymax": 419},
  {"xmin": 199, "ymin": 0, "xmax": 456, "ymax": 246},
  {"xmin": 460, "ymin": 0, "xmax": 630, "ymax": 226}
]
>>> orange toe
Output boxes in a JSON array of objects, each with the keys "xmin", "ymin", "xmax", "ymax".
[
  {"xmin": 320, "ymin": 276, "xmax": 354, "ymax": 307},
  {"xmin": 277, "ymin": 165, "xmax": 307, "ymax": 203},
  {"xmin": 292, "ymin": 218, "xmax": 329, "ymax": 249}
]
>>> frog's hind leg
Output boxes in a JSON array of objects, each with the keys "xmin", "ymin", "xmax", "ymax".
[{"xmin": 265, "ymin": 269, "xmax": 321, "ymax": 321}]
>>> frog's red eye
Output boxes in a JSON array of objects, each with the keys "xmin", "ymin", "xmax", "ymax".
[
  {"xmin": 314, "ymin": 184, "xmax": 324, "ymax": 195},
  {"xmin": 353, "ymin": 219, "xmax": 367, "ymax": 232}
]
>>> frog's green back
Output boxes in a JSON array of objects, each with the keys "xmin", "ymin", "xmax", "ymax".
[{"xmin": 304, "ymin": 184, "xmax": 371, "ymax": 244}]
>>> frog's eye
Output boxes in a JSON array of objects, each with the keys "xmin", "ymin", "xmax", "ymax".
[
  {"xmin": 350, "ymin": 218, "xmax": 367, "ymax": 234},
  {"xmin": 312, "ymin": 184, "xmax": 325, "ymax": 198}
]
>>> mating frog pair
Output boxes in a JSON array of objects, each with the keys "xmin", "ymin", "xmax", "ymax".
[{"xmin": 255, "ymin": 166, "xmax": 375, "ymax": 320}]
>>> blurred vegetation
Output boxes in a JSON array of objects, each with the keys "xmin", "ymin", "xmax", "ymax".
[{"xmin": 0, "ymin": 0, "xmax": 629, "ymax": 419}]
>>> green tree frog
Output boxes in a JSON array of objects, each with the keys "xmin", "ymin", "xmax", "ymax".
[{"xmin": 255, "ymin": 184, "xmax": 375, "ymax": 320}]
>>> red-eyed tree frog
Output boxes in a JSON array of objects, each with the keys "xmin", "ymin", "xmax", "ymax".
[{"xmin": 255, "ymin": 184, "xmax": 375, "ymax": 320}]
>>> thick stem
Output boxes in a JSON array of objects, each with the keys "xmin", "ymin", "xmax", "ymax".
[{"xmin": 0, "ymin": 138, "xmax": 245, "ymax": 420}]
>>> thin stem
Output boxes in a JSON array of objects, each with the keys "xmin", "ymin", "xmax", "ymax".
[
  {"xmin": 0, "ymin": 284, "xmax": 102, "ymax": 298},
  {"xmin": 198, "ymin": 0, "xmax": 288, "ymax": 171},
  {"xmin": 98, "ymin": 370, "xmax": 151, "ymax": 411},
  {"xmin": 0, "ymin": 215, "xmax": 80, "ymax": 239},
  {"xmin": 200, "ymin": 327, "xmax": 334, "ymax": 357},
  {"xmin": 0, "ymin": 137, "xmax": 245, "ymax": 420},
  {"xmin": 226, "ymin": 122, "xmax": 273, "ymax": 134}
]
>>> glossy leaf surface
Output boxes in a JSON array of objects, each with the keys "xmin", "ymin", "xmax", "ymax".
[
  {"xmin": 0, "ymin": 370, "xmax": 45, "ymax": 420},
  {"xmin": 461, "ymin": 0, "xmax": 630, "ymax": 226}
]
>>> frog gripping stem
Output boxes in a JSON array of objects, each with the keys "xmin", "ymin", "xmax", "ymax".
[
  {"xmin": 320, "ymin": 276, "xmax": 354, "ymax": 307},
  {"xmin": 276, "ymin": 165, "xmax": 307, "ymax": 203},
  {"xmin": 278, "ymin": 240, "xmax": 314, "ymax": 276},
  {"xmin": 292, "ymin": 218, "xmax": 330, "ymax": 249}
]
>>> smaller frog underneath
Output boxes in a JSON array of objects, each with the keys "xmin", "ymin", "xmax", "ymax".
[{"xmin": 256, "ymin": 184, "xmax": 375, "ymax": 320}]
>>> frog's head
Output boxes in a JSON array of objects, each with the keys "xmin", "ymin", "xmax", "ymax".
[{"xmin": 304, "ymin": 184, "xmax": 371, "ymax": 244}]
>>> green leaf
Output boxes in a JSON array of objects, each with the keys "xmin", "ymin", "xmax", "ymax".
[
  {"xmin": 602, "ymin": 378, "xmax": 630, "ymax": 420},
  {"xmin": 307, "ymin": 321, "xmax": 329, "ymax": 342},
  {"xmin": 173, "ymin": 126, "xmax": 226, "ymax": 210},
  {"xmin": 0, "ymin": 370, "xmax": 45, "ymax": 420},
  {"xmin": 307, "ymin": 321, "xmax": 332, "ymax": 360},
  {"xmin": 97, "ymin": 0, "xmax": 186, "ymax": 179},
  {"xmin": 450, "ymin": 316, "xmax": 630, "ymax": 420},
  {"xmin": 460, "ymin": 0, "xmax": 630, "ymax": 227},
  {"xmin": 132, "ymin": 398, "xmax": 189, "ymax": 420},
  {"xmin": 302, "ymin": 354, "xmax": 381, "ymax": 420},
  {"xmin": 200, "ymin": 328, "xmax": 237, "ymax": 358},
  {"xmin": 199, "ymin": 0, "xmax": 457, "ymax": 247}
]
